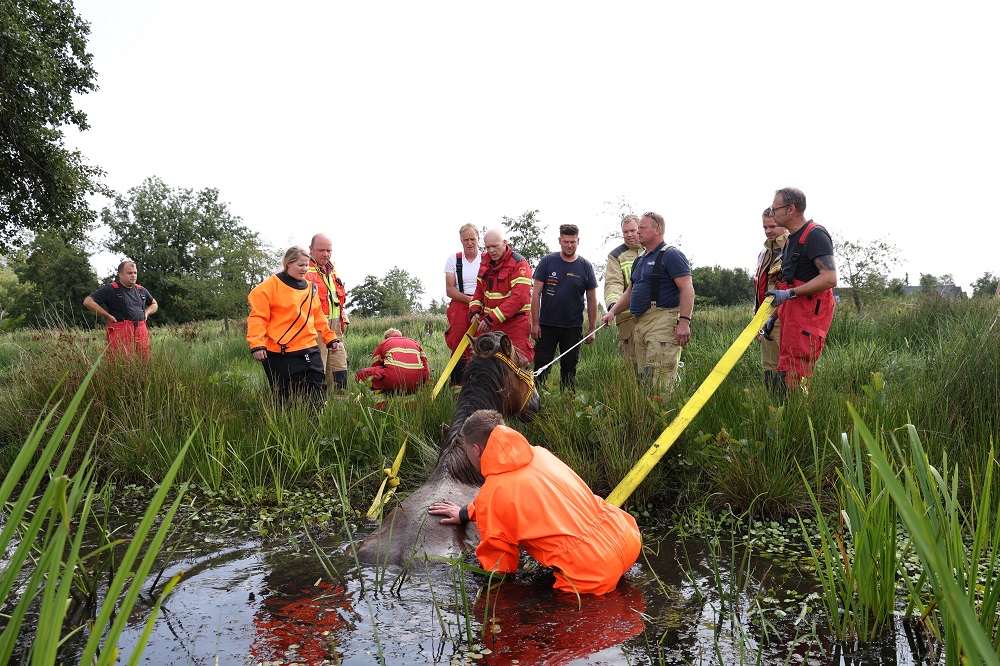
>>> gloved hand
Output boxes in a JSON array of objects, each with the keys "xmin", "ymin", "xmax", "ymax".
[
  {"xmin": 761, "ymin": 315, "xmax": 778, "ymax": 341},
  {"xmin": 765, "ymin": 289, "xmax": 792, "ymax": 306}
]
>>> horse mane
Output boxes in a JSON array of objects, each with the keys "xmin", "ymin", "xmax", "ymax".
[{"xmin": 429, "ymin": 353, "xmax": 512, "ymax": 487}]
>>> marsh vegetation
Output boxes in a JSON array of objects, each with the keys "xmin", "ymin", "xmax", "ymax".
[{"xmin": 1, "ymin": 296, "xmax": 998, "ymax": 664}]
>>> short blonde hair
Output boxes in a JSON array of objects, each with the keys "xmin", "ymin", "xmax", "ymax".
[
  {"xmin": 383, "ymin": 328, "xmax": 402, "ymax": 339},
  {"xmin": 459, "ymin": 223, "xmax": 479, "ymax": 238}
]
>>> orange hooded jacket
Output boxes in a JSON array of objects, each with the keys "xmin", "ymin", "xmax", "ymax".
[
  {"xmin": 247, "ymin": 274, "xmax": 338, "ymax": 354},
  {"xmin": 466, "ymin": 425, "xmax": 641, "ymax": 595}
]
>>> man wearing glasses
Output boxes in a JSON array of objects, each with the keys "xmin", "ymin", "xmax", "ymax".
[
  {"xmin": 761, "ymin": 187, "xmax": 837, "ymax": 391},
  {"xmin": 600, "ymin": 211, "xmax": 694, "ymax": 386}
]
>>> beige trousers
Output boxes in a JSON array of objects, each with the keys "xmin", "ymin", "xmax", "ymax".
[
  {"xmin": 760, "ymin": 317, "xmax": 781, "ymax": 372},
  {"xmin": 634, "ymin": 307, "xmax": 682, "ymax": 386},
  {"xmin": 615, "ymin": 314, "xmax": 636, "ymax": 366}
]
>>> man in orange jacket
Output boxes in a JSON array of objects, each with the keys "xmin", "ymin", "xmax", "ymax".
[
  {"xmin": 429, "ymin": 410, "xmax": 641, "ymax": 596},
  {"xmin": 354, "ymin": 328, "xmax": 430, "ymax": 393}
]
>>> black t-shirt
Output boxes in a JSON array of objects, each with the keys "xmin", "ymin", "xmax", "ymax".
[
  {"xmin": 89, "ymin": 282, "xmax": 154, "ymax": 322},
  {"xmin": 780, "ymin": 221, "xmax": 834, "ymax": 284},
  {"xmin": 532, "ymin": 253, "xmax": 598, "ymax": 328}
]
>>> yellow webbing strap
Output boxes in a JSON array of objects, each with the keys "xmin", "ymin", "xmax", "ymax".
[
  {"xmin": 432, "ymin": 321, "xmax": 478, "ymax": 399},
  {"xmin": 366, "ymin": 437, "xmax": 408, "ymax": 519},
  {"xmin": 491, "ymin": 351, "xmax": 536, "ymax": 413},
  {"xmin": 606, "ymin": 298, "xmax": 775, "ymax": 507}
]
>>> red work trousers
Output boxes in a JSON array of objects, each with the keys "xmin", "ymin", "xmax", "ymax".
[
  {"xmin": 355, "ymin": 365, "xmax": 428, "ymax": 393},
  {"xmin": 106, "ymin": 320, "xmax": 150, "ymax": 359},
  {"xmin": 776, "ymin": 279, "xmax": 834, "ymax": 384},
  {"xmin": 478, "ymin": 315, "xmax": 534, "ymax": 363},
  {"xmin": 445, "ymin": 300, "xmax": 472, "ymax": 355}
]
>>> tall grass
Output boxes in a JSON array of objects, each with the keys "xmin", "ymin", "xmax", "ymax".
[
  {"xmin": 1, "ymin": 300, "xmax": 997, "ymax": 521},
  {"xmin": 0, "ymin": 360, "xmax": 189, "ymax": 664}
]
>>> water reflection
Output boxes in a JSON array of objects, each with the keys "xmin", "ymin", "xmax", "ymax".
[
  {"xmin": 83, "ymin": 525, "xmax": 942, "ymax": 665},
  {"xmin": 477, "ymin": 578, "xmax": 646, "ymax": 665}
]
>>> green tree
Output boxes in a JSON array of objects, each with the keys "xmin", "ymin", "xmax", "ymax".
[
  {"xmin": 0, "ymin": 0, "xmax": 108, "ymax": 252},
  {"xmin": 7, "ymin": 232, "xmax": 98, "ymax": 328},
  {"xmin": 0, "ymin": 265, "xmax": 32, "ymax": 329},
  {"xmin": 102, "ymin": 177, "xmax": 271, "ymax": 324},
  {"xmin": 347, "ymin": 267, "xmax": 424, "ymax": 317},
  {"xmin": 691, "ymin": 265, "xmax": 754, "ymax": 307},
  {"xmin": 833, "ymin": 234, "xmax": 900, "ymax": 314},
  {"xmin": 972, "ymin": 272, "xmax": 999, "ymax": 298},
  {"xmin": 500, "ymin": 210, "xmax": 550, "ymax": 265},
  {"xmin": 919, "ymin": 273, "xmax": 941, "ymax": 288}
]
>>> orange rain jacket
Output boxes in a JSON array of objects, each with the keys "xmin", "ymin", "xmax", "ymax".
[
  {"xmin": 466, "ymin": 425, "xmax": 642, "ymax": 595},
  {"xmin": 247, "ymin": 274, "xmax": 338, "ymax": 354}
]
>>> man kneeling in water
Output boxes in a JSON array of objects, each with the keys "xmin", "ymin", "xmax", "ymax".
[{"xmin": 429, "ymin": 410, "xmax": 641, "ymax": 595}]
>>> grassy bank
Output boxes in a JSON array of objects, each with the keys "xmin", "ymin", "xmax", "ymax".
[{"xmin": 1, "ymin": 297, "xmax": 997, "ymax": 517}]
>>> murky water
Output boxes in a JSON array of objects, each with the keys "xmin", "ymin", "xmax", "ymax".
[{"xmin": 79, "ymin": 519, "xmax": 940, "ymax": 666}]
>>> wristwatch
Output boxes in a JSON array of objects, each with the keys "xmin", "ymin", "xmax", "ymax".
[{"xmin": 788, "ymin": 289, "xmax": 798, "ymax": 300}]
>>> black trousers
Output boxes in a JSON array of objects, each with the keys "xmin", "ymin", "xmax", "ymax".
[
  {"xmin": 533, "ymin": 324, "xmax": 583, "ymax": 390},
  {"xmin": 261, "ymin": 347, "xmax": 327, "ymax": 404}
]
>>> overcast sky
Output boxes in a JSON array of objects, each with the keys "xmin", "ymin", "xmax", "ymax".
[{"xmin": 68, "ymin": 1, "xmax": 999, "ymax": 301}]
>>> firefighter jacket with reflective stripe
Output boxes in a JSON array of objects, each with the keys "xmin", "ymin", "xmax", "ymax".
[
  {"xmin": 754, "ymin": 232, "xmax": 788, "ymax": 308},
  {"xmin": 467, "ymin": 425, "xmax": 642, "ymax": 595},
  {"xmin": 604, "ymin": 242, "xmax": 641, "ymax": 324},
  {"xmin": 469, "ymin": 245, "xmax": 532, "ymax": 327},
  {"xmin": 247, "ymin": 274, "xmax": 338, "ymax": 354},
  {"xmin": 305, "ymin": 259, "xmax": 349, "ymax": 323},
  {"xmin": 370, "ymin": 335, "xmax": 429, "ymax": 377}
]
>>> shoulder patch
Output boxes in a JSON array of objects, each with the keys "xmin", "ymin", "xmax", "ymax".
[{"xmin": 609, "ymin": 243, "xmax": 629, "ymax": 259}]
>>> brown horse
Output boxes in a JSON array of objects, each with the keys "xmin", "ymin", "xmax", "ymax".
[{"xmin": 355, "ymin": 331, "xmax": 540, "ymax": 566}]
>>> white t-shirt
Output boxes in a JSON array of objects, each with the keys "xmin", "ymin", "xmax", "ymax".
[{"xmin": 444, "ymin": 252, "xmax": 482, "ymax": 296}]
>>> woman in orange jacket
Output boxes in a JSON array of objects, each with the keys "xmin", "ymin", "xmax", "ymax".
[
  {"xmin": 247, "ymin": 246, "xmax": 340, "ymax": 403},
  {"xmin": 429, "ymin": 410, "xmax": 642, "ymax": 596}
]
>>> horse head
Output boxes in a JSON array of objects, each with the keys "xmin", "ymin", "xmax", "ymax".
[{"xmin": 470, "ymin": 331, "xmax": 541, "ymax": 421}]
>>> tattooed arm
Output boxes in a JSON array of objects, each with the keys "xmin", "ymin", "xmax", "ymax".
[{"xmin": 791, "ymin": 255, "xmax": 838, "ymax": 297}]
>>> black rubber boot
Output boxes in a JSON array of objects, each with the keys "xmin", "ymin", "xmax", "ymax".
[{"xmin": 333, "ymin": 370, "xmax": 349, "ymax": 392}]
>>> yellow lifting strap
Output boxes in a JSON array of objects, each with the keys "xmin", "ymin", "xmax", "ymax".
[
  {"xmin": 366, "ymin": 436, "xmax": 408, "ymax": 519},
  {"xmin": 432, "ymin": 321, "xmax": 478, "ymax": 399},
  {"xmin": 606, "ymin": 298, "xmax": 776, "ymax": 507}
]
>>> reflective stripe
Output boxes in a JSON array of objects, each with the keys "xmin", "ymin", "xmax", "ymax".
[{"xmin": 384, "ymin": 346, "xmax": 426, "ymax": 370}]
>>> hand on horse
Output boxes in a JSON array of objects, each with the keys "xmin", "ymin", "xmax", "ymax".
[{"xmin": 428, "ymin": 500, "xmax": 462, "ymax": 525}]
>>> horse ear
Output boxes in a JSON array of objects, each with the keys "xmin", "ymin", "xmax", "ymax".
[{"xmin": 499, "ymin": 332, "xmax": 513, "ymax": 357}]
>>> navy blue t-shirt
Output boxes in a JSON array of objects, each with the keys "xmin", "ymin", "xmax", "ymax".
[
  {"xmin": 629, "ymin": 243, "xmax": 691, "ymax": 316},
  {"xmin": 532, "ymin": 253, "xmax": 598, "ymax": 328},
  {"xmin": 780, "ymin": 221, "xmax": 833, "ymax": 284},
  {"xmin": 89, "ymin": 282, "xmax": 154, "ymax": 322}
]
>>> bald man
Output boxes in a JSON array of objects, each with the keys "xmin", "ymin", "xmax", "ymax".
[
  {"xmin": 469, "ymin": 229, "xmax": 535, "ymax": 361},
  {"xmin": 305, "ymin": 233, "xmax": 351, "ymax": 391}
]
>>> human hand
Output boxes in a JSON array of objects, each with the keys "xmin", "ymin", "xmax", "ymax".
[
  {"xmin": 252, "ymin": 348, "xmax": 267, "ymax": 361},
  {"xmin": 428, "ymin": 500, "xmax": 461, "ymax": 525},
  {"xmin": 761, "ymin": 315, "xmax": 777, "ymax": 341},
  {"xmin": 584, "ymin": 327, "xmax": 596, "ymax": 344},
  {"xmin": 765, "ymin": 289, "xmax": 792, "ymax": 306},
  {"xmin": 674, "ymin": 318, "xmax": 691, "ymax": 347},
  {"xmin": 600, "ymin": 311, "xmax": 615, "ymax": 327},
  {"xmin": 530, "ymin": 323, "xmax": 541, "ymax": 341}
]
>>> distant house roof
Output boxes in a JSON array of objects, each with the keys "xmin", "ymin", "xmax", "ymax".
[{"xmin": 902, "ymin": 285, "xmax": 965, "ymax": 298}]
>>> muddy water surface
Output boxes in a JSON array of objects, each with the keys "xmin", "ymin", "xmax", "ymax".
[{"xmin": 101, "ymin": 519, "xmax": 938, "ymax": 666}]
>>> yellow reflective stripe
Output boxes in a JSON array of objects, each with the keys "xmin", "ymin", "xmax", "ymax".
[
  {"xmin": 470, "ymin": 299, "xmax": 483, "ymax": 308},
  {"xmin": 518, "ymin": 303, "xmax": 530, "ymax": 312},
  {"xmin": 483, "ymin": 290, "xmax": 507, "ymax": 299},
  {"xmin": 386, "ymin": 359, "xmax": 426, "ymax": 370},
  {"xmin": 491, "ymin": 307, "xmax": 506, "ymax": 323},
  {"xmin": 510, "ymin": 277, "xmax": 532, "ymax": 287}
]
